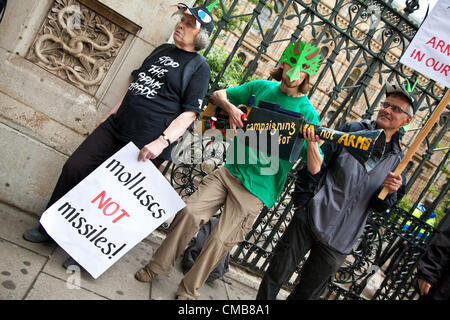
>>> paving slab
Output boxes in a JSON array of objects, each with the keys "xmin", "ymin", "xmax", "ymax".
[
  {"xmin": 0, "ymin": 202, "xmax": 56, "ymax": 257},
  {"xmin": 41, "ymin": 242, "xmax": 154, "ymax": 300},
  {"xmin": 144, "ymin": 238, "xmax": 230, "ymax": 300},
  {"xmin": 25, "ymin": 273, "xmax": 107, "ymax": 300},
  {"xmin": 141, "ymin": 233, "xmax": 187, "ymax": 300},
  {"xmin": 225, "ymin": 266, "xmax": 290, "ymax": 300},
  {"xmin": 0, "ymin": 239, "xmax": 48, "ymax": 300},
  {"xmin": 0, "ymin": 203, "xmax": 276, "ymax": 301},
  {"xmin": 149, "ymin": 258, "xmax": 186, "ymax": 300},
  {"xmin": 198, "ymin": 278, "xmax": 230, "ymax": 300},
  {"xmin": 149, "ymin": 258, "xmax": 231, "ymax": 300},
  {"xmin": 224, "ymin": 275, "xmax": 258, "ymax": 300}
]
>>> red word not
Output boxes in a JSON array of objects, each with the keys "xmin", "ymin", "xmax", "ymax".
[{"xmin": 91, "ymin": 190, "xmax": 131, "ymax": 223}]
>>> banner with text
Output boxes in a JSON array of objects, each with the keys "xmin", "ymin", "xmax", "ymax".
[
  {"xmin": 400, "ymin": 0, "xmax": 450, "ymax": 88},
  {"xmin": 40, "ymin": 142, "xmax": 186, "ymax": 279}
]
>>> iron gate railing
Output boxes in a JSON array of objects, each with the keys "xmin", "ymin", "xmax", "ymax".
[{"xmin": 161, "ymin": 0, "xmax": 450, "ymax": 300}]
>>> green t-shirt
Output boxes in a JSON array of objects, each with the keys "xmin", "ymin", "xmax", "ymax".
[{"xmin": 225, "ymin": 80, "xmax": 323, "ymax": 208}]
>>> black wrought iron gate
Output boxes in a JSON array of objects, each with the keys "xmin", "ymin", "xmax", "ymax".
[{"xmin": 163, "ymin": 0, "xmax": 450, "ymax": 300}]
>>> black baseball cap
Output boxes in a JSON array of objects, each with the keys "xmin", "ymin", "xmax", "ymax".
[
  {"xmin": 386, "ymin": 82, "xmax": 418, "ymax": 115},
  {"xmin": 176, "ymin": 2, "xmax": 216, "ymax": 36}
]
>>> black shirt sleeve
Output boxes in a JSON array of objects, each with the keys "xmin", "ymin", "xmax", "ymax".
[
  {"xmin": 181, "ymin": 60, "xmax": 210, "ymax": 115},
  {"xmin": 418, "ymin": 216, "xmax": 450, "ymax": 288}
]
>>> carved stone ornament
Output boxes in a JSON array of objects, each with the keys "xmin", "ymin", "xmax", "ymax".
[{"xmin": 26, "ymin": 0, "xmax": 128, "ymax": 95}]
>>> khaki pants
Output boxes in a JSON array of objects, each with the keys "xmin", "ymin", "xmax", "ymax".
[{"xmin": 146, "ymin": 166, "xmax": 264, "ymax": 299}]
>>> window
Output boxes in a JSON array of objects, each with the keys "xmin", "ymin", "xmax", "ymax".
[
  {"xmin": 320, "ymin": 46, "xmax": 329, "ymax": 59},
  {"xmin": 343, "ymin": 68, "xmax": 362, "ymax": 88},
  {"xmin": 253, "ymin": 7, "xmax": 272, "ymax": 34}
]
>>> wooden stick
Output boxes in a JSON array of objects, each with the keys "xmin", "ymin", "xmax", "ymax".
[{"xmin": 378, "ymin": 89, "xmax": 450, "ymax": 200}]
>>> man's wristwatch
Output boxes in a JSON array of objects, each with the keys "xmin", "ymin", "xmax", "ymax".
[{"xmin": 160, "ymin": 133, "xmax": 171, "ymax": 146}]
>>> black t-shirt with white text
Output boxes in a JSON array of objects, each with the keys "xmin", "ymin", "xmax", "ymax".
[{"xmin": 102, "ymin": 44, "xmax": 210, "ymax": 159}]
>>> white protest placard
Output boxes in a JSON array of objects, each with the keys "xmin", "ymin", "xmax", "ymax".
[
  {"xmin": 40, "ymin": 142, "xmax": 186, "ymax": 279},
  {"xmin": 400, "ymin": 0, "xmax": 450, "ymax": 88}
]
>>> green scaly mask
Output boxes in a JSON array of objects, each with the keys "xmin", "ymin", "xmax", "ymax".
[{"xmin": 279, "ymin": 40, "xmax": 322, "ymax": 81}]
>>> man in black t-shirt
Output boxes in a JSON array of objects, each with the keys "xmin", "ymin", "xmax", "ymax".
[{"xmin": 22, "ymin": 4, "xmax": 214, "ymax": 269}]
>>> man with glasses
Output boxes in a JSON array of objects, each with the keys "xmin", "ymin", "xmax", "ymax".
[{"xmin": 257, "ymin": 81, "xmax": 417, "ymax": 300}]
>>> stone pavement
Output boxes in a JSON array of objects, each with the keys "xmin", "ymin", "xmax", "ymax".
[{"xmin": 0, "ymin": 202, "xmax": 290, "ymax": 301}]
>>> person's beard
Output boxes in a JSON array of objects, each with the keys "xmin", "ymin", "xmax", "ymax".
[{"xmin": 282, "ymin": 78, "xmax": 298, "ymax": 89}]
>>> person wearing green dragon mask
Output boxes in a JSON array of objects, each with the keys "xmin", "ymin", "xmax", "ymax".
[
  {"xmin": 134, "ymin": 39, "xmax": 325, "ymax": 300},
  {"xmin": 268, "ymin": 39, "xmax": 322, "ymax": 98},
  {"xmin": 279, "ymin": 40, "xmax": 322, "ymax": 81}
]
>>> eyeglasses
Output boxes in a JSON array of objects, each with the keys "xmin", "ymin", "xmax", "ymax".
[{"xmin": 380, "ymin": 101, "xmax": 411, "ymax": 117}]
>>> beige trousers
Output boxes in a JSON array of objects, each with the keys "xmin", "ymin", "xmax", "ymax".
[{"xmin": 146, "ymin": 166, "xmax": 264, "ymax": 299}]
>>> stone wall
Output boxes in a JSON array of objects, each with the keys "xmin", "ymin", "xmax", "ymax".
[{"xmin": 0, "ymin": 0, "xmax": 194, "ymax": 215}]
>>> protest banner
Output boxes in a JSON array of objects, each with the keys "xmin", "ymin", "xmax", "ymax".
[
  {"xmin": 379, "ymin": 0, "xmax": 450, "ymax": 199},
  {"xmin": 40, "ymin": 142, "xmax": 186, "ymax": 279},
  {"xmin": 400, "ymin": 0, "xmax": 450, "ymax": 89}
]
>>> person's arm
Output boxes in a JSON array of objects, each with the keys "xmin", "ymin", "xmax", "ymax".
[
  {"xmin": 138, "ymin": 59, "xmax": 210, "ymax": 162},
  {"xmin": 369, "ymin": 168, "xmax": 406, "ymax": 212},
  {"xmin": 211, "ymin": 89, "xmax": 247, "ymax": 130},
  {"xmin": 292, "ymin": 121, "xmax": 358, "ymax": 209},
  {"xmin": 292, "ymin": 138, "xmax": 339, "ymax": 209},
  {"xmin": 292, "ymin": 165, "xmax": 322, "ymax": 209},
  {"xmin": 138, "ymin": 110, "xmax": 197, "ymax": 161},
  {"xmin": 417, "ymin": 278, "xmax": 432, "ymax": 296},
  {"xmin": 303, "ymin": 127, "xmax": 323, "ymax": 175},
  {"xmin": 417, "ymin": 215, "xmax": 450, "ymax": 296}
]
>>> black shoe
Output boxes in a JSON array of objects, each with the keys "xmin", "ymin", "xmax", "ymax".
[
  {"xmin": 23, "ymin": 228, "xmax": 50, "ymax": 243},
  {"xmin": 62, "ymin": 257, "xmax": 82, "ymax": 270}
]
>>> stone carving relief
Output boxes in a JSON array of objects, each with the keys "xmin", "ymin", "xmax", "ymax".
[{"xmin": 26, "ymin": 0, "xmax": 129, "ymax": 95}]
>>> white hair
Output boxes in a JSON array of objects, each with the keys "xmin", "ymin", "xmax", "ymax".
[{"xmin": 194, "ymin": 27, "xmax": 210, "ymax": 51}]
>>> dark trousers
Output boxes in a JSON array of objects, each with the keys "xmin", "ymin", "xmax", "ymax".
[
  {"xmin": 256, "ymin": 212, "xmax": 346, "ymax": 300},
  {"xmin": 38, "ymin": 126, "xmax": 164, "ymax": 233}
]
